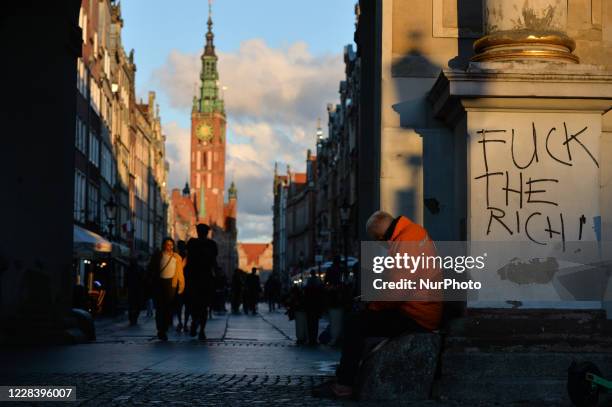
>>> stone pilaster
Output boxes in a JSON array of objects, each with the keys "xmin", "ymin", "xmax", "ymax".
[{"xmin": 473, "ymin": 0, "xmax": 578, "ymax": 63}]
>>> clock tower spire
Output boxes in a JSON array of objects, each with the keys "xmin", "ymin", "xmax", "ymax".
[
  {"xmin": 195, "ymin": 0, "xmax": 224, "ymax": 115},
  {"xmin": 190, "ymin": 0, "xmax": 227, "ymax": 227}
]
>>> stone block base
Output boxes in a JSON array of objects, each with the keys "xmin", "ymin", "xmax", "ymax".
[{"xmin": 357, "ymin": 333, "xmax": 441, "ymax": 401}]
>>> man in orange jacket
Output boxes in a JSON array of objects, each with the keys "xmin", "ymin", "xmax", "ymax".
[{"xmin": 314, "ymin": 211, "xmax": 443, "ymax": 399}]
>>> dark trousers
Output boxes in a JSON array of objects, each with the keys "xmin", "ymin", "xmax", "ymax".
[
  {"xmin": 174, "ymin": 292, "xmax": 189, "ymax": 325},
  {"xmin": 231, "ymin": 293, "xmax": 241, "ymax": 314},
  {"xmin": 336, "ymin": 309, "xmax": 427, "ymax": 386},
  {"xmin": 190, "ymin": 289, "xmax": 212, "ymax": 333},
  {"xmin": 246, "ymin": 294, "xmax": 257, "ymax": 314},
  {"xmin": 128, "ymin": 288, "xmax": 143, "ymax": 325},
  {"xmin": 154, "ymin": 278, "xmax": 175, "ymax": 334},
  {"xmin": 306, "ymin": 311, "xmax": 319, "ymax": 345}
]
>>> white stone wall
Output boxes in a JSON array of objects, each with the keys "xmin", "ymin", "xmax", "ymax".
[{"xmin": 467, "ymin": 111, "xmax": 601, "ymax": 244}]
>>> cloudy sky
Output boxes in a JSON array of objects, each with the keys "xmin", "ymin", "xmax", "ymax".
[{"xmin": 121, "ymin": 0, "xmax": 355, "ymax": 242}]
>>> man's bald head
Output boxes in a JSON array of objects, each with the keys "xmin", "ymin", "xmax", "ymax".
[{"xmin": 366, "ymin": 211, "xmax": 394, "ymax": 241}]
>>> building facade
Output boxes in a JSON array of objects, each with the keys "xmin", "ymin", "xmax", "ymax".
[
  {"xmin": 73, "ymin": 0, "xmax": 170, "ymax": 307},
  {"xmin": 283, "ymin": 151, "xmax": 318, "ymax": 278},
  {"xmin": 315, "ymin": 43, "xmax": 361, "ymax": 263},
  {"xmin": 272, "ymin": 167, "xmax": 289, "ymax": 287},
  {"xmin": 237, "ymin": 243, "xmax": 274, "ymax": 275},
  {"xmin": 355, "ymin": 0, "xmax": 611, "ymax": 241},
  {"xmin": 355, "ymin": 0, "xmax": 612, "ymax": 313}
]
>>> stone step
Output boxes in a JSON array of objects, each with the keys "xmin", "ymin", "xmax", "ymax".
[
  {"xmin": 436, "ymin": 378, "xmax": 568, "ymax": 404},
  {"xmin": 438, "ymin": 377, "xmax": 612, "ymax": 405},
  {"xmin": 436, "ymin": 310, "xmax": 612, "ymax": 404},
  {"xmin": 445, "ymin": 333, "xmax": 612, "ymax": 351},
  {"xmin": 441, "ymin": 350, "xmax": 612, "ymax": 380},
  {"xmin": 448, "ymin": 309, "xmax": 611, "ymax": 338}
]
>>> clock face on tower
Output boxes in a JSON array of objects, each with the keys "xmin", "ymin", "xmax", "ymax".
[{"xmin": 196, "ymin": 123, "xmax": 213, "ymax": 142}]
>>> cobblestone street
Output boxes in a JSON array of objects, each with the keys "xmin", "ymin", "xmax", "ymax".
[
  {"xmin": 0, "ymin": 310, "xmax": 344, "ymax": 406},
  {"xmin": 0, "ymin": 310, "xmax": 568, "ymax": 406}
]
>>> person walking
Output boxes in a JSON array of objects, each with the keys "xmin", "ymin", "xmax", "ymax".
[
  {"xmin": 304, "ymin": 269, "xmax": 324, "ymax": 346},
  {"xmin": 264, "ymin": 275, "xmax": 274, "ymax": 312},
  {"xmin": 127, "ymin": 257, "xmax": 146, "ymax": 326},
  {"xmin": 147, "ymin": 237, "xmax": 185, "ymax": 341},
  {"xmin": 230, "ymin": 269, "xmax": 243, "ymax": 314},
  {"xmin": 174, "ymin": 240, "xmax": 189, "ymax": 332},
  {"xmin": 186, "ymin": 223, "xmax": 218, "ymax": 340},
  {"xmin": 245, "ymin": 268, "xmax": 261, "ymax": 315},
  {"xmin": 265, "ymin": 272, "xmax": 281, "ymax": 312}
]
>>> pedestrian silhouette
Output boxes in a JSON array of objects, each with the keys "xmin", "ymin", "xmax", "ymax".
[
  {"xmin": 265, "ymin": 272, "xmax": 281, "ymax": 312},
  {"xmin": 230, "ymin": 269, "xmax": 244, "ymax": 314},
  {"xmin": 186, "ymin": 224, "xmax": 218, "ymax": 340},
  {"xmin": 147, "ymin": 237, "xmax": 185, "ymax": 341},
  {"xmin": 174, "ymin": 240, "xmax": 189, "ymax": 332},
  {"xmin": 127, "ymin": 257, "xmax": 146, "ymax": 326},
  {"xmin": 245, "ymin": 268, "xmax": 261, "ymax": 315},
  {"xmin": 304, "ymin": 269, "xmax": 324, "ymax": 346}
]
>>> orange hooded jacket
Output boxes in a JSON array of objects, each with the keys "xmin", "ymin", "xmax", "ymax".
[{"xmin": 368, "ymin": 216, "xmax": 443, "ymax": 331}]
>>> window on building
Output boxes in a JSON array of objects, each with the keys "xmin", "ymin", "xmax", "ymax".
[
  {"xmin": 135, "ymin": 216, "xmax": 142, "ymax": 241},
  {"xmin": 111, "ymin": 159, "xmax": 116, "ymax": 188},
  {"xmin": 89, "ymin": 133, "xmax": 100, "ymax": 167},
  {"xmin": 101, "ymin": 145, "xmax": 112, "ymax": 184},
  {"xmin": 76, "ymin": 58, "xmax": 88, "ymax": 97},
  {"xmin": 81, "ymin": 12, "xmax": 87, "ymax": 42},
  {"xmin": 90, "ymin": 80, "xmax": 101, "ymax": 113},
  {"xmin": 74, "ymin": 170, "xmax": 86, "ymax": 222},
  {"xmin": 148, "ymin": 179, "xmax": 154, "ymax": 207},
  {"xmin": 120, "ymin": 207, "xmax": 128, "ymax": 239},
  {"xmin": 87, "ymin": 183, "xmax": 99, "ymax": 222},
  {"xmin": 141, "ymin": 167, "xmax": 149, "ymax": 202},
  {"xmin": 75, "ymin": 117, "xmax": 87, "ymax": 153},
  {"xmin": 134, "ymin": 175, "xmax": 142, "ymax": 199},
  {"xmin": 81, "ymin": 120, "xmax": 87, "ymax": 152}
]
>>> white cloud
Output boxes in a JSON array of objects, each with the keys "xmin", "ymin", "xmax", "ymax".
[
  {"xmin": 238, "ymin": 213, "xmax": 274, "ymax": 242},
  {"xmin": 163, "ymin": 121, "xmax": 191, "ymax": 189},
  {"xmin": 153, "ymin": 39, "xmax": 345, "ymax": 241}
]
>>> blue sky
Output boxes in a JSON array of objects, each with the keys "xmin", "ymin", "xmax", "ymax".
[
  {"xmin": 120, "ymin": 0, "xmax": 356, "ymax": 241},
  {"xmin": 121, "ymin": 0, "xmax": 356, "ymax": 127}
]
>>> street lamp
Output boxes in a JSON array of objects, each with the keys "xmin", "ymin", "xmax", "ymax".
[
  {"xmin": 339, "ymin": 201, "xmax": 351, "ymax": 280},
  {"xmin": 104, "ymin": 197, "xmax": 118, "ymax": 240}
]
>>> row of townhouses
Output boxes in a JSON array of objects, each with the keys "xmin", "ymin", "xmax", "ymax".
[{"xmin": 73, "ymin": 0, "xmax": 170, "ymax": 312}]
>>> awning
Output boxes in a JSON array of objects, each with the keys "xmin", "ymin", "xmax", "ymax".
[{"xmin": 73, "ymin": 225, "xmax": 112, "ymax": 258}]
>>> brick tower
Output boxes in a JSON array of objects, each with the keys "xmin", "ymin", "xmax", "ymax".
[
  {"xmin": 190, "ymin": 3, "xmax": 226, "ymax": 227},
  {"xmin": 187, "ymin": 3, "xmax": 238, "ymax": 279}
]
